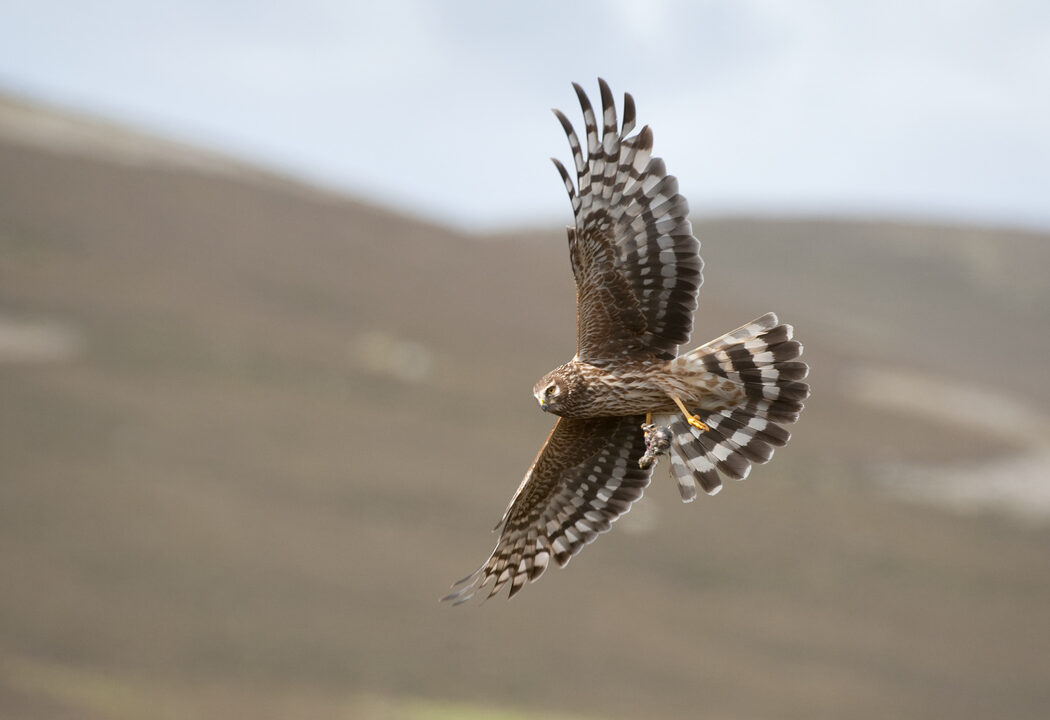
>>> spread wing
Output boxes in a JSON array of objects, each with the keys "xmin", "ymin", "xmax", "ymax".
[
  {"xmin": 552, "ymin": 79, "xmax": 703, "ymax": 362},
  {"xmin": 443, "ymin": 416, "xmax": 651, "ymax": 604}
]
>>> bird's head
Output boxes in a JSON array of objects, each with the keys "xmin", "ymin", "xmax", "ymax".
[
  {"xmin": 534, "ymin": 373, "xmax": 566, "ymax": 414},
  {"xmin": 533, "ymin": 363, "xmax": 587, "ymax": 416}
]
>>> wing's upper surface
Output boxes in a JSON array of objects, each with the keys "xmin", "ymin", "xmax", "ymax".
[{"xmin": 552, "ymin": 79, "xmax": 703, "ymax": 362}]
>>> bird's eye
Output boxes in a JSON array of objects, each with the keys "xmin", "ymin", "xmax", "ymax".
[{"xmin": 545, "ymin": 383, "xmax": 557, "ymax": 397}]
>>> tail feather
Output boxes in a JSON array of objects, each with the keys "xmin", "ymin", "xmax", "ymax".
[
  {"xmin": 664, "ymin": 421, "xmax": 721, "ymax": 500},
  {"xmin": 712, "ymin": 407, "xmax": 791, "ymax": 448},
  {"xmin": 694, "ymin": 427, "xmax": 753, "ymax": 480},
  {"xmin": 664, "ymin": 314, "xmax": 809, "ymax": 501},
  {"xmin": 745, "ymin": 397, "xmax": 804, "ymax": 424},
  {"xmin": 730, "ymin": 361, "xmax": 809, "ymax": 384},
  {"xmin": 746, "ymin": 379, "xmax": 811, "ymax": 403},
  {"xmin": 703, "ymin": 414, "xmax": 775, "ymax": 463}
]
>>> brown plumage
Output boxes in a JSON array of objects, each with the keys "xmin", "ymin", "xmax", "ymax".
[{"xmin": 444, "ymin": 79, "xmax": 809, "ymax": 604}]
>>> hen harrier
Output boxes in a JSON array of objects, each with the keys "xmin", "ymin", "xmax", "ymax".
[{"xmin": 444, "ymin": 79, "xmax": 809, "ymax": 604}]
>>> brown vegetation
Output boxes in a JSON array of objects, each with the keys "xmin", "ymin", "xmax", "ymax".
[{"xmin": 1, "ymin": 97, "xmax": 1049, "ymax": 719}]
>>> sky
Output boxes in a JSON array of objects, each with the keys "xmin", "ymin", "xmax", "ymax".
[{"xmin": 1, "ymin": 0, "xmax": 1048, "ymax": 231}]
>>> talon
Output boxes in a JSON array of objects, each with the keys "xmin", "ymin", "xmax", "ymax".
[
  {"xmin": 687, "ymin": 415, "xmax": 709, "ymax": 432},
  {"xmin": 671, "ymin": 394, "xmax": 709, "ymax": 433}
]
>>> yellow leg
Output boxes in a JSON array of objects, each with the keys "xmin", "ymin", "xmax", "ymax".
[
  {"xmin": 645, "ymin": 412, "xmax": 652, "ymax": 425},
  {"xmin": 671, "ymin": 395, "xmax": 709, "ymax": 432}
]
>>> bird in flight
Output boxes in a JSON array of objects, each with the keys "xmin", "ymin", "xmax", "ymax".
[{"xmin": 444, "ymin": 79, "xmax": 809, "ymax": 604}]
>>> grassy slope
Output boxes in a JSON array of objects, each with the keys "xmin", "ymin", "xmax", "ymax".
[{"xmin": 1, "ymin": 130, "xmax": 1049, "ymax": 720}]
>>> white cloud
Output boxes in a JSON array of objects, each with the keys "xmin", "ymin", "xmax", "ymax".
[{"xmin": 0, "ymin": 0, "xmax": 1047, "ymax": 229}]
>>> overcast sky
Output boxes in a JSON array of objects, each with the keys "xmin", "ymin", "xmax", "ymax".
[{"xmin": 1, "ymin": 0, "xmax": 1048, "ymax": 231}]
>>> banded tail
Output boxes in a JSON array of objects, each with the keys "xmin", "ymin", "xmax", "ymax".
[{"xmin": 657, "ymin": 313, "xmax": 809, "ymax": 501}]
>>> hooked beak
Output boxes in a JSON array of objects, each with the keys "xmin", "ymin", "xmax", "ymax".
[{"xmin": 537, "ymin": 396, "xmax": 549, "ymax": 412}]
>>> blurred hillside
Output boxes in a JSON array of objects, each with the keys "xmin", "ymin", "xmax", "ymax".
[{"xmin": 1, "ymin": 94, "xmax": 1049, "ymax": 720}]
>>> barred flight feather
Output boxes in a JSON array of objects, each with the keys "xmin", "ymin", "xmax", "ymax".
[
  {"xmin": 443, "ymin": 416, "xmax": 651, "ymax": 605},
  {"xmin": 557, "ymin": 78, "xmax": 702, "ymax": 361},
  {"xmin": 661, "ymin": 315, "xmax": 810, "ymax": 500}
]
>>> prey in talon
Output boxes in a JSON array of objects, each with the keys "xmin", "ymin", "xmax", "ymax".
[{"xmin": 639, "ymin": 423, "xmax": 673, "ymax": 470}]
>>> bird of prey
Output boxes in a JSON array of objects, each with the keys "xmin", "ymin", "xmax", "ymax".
[{"xmin": 444, "ymin": 79, "xmax": 809, "ymax": 604}]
